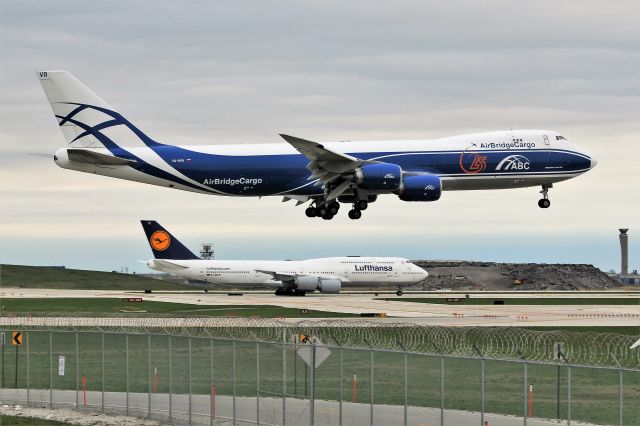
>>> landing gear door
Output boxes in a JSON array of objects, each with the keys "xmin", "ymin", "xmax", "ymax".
[{"xmin": 543, "ymin": 134, "xmax": 550, "ymax": 146}]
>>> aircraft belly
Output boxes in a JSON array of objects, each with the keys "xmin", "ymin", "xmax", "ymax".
[{"xmin": 442, "ymin": 174, "xmax": 578, "ymax": 191}]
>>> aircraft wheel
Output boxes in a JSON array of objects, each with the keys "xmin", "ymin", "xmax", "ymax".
[
  {"xmin": 538, "ymin": 199, "xmax": 550, "ymax": 208},
  {"xmin": 322, "ymin": 212, "xmax": 334, "ymax": 220},
  {"xmin": 305, "ymin": 207, "xmax": 317, "ymax": 217},
  {"xmin": 348, "ymin": 209, "xmax": 362, "ymax": 220},
  {"xmin": 357, "ymin": 200, "xmax": 368, "ymax": 210},
  {"xmin": 317, "ymin": 205, "xmax": 328, "ymax": 217},
  {"xmin": 328, "ymin": 201, "xmax": 340, "ymax": 215},
  {"xmin": 396, "ymin": 290, "xmax": 403, "ymax": 296}
]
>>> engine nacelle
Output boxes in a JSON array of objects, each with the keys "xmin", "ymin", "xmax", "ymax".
[
  {"xmin": 295, "ymin": 276, "xmax": 318, "ymax": 292},
  {"xmin": 355, "ymin": 163, "xmax": 402, "ymax": 191},
  {"xmin": 318, "ymin": 278, "xmax": 341, "ymax": 293},
  {"xmin": 398, "ymin": 174, "xmax": 442, "ymax": 202}
]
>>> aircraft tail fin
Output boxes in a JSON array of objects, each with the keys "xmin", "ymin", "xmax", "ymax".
[
  {"xmin": 140, "ymin": 220, "xmax": 200, "ymax": 260},
  {"xmin": 37, "ymin": 70, "xmax": 155, "ymax": 149}
]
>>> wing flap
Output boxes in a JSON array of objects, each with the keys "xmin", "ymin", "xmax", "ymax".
[{"xmin": 67, "ymin": 148, "xmax": 137, "ymax": 166}]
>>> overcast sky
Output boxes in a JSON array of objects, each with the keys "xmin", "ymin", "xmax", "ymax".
[{"xmin": 1, "ymin": 0, "xmax": 638, "ymax": 273}]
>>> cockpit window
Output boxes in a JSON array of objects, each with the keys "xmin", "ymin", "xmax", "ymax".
[{"xmin": 555, "ymin": 135, "xmax": 567, "ymax": 141}]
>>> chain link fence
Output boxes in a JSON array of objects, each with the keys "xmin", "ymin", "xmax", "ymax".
[{"xmin": 0, "ymin": 319, "xmax": 638, "ymax": 425}]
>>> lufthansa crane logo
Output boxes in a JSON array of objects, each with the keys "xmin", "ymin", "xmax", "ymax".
[
  {"xmin": 150, "ymin": 231, "xmax": 171, "ymax": 251},
  {"xmin": 459, "ymin": 151, "xmax": 487, "ymax": 174}
]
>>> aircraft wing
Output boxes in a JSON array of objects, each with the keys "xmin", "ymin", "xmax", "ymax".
[
  {"xmin": 254, "ymin": 269, "xmax": 298, "ymax": 282},
  {"xmin": 67, "ymin": 148, "xmax": 137, "ymax": 166},
  {"xmin": 279, "ymin": 134, "xmax": 377, "ymax": 200}
]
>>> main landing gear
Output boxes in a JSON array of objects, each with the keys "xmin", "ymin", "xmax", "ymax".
[
  {"xmin": 275, "ymin": 288, "xmax": 306, "ymax": 296},
  {"xmin": 538, "ymin": 184, "xmax": 552, "ymax": 209},
  {"xmin": 348, "ymin": 200, "xmax": 367, "ymax": 220},
  {"xmin": 396, "ymin": 289, "xmax": 403, "ymax": 296},
  {"xmin": 305, "ymin": 201, "xmax": 340, "ymax": 220}
]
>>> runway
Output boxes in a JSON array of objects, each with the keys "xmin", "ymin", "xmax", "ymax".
[{"xmin": 1, "ymin": 288, "xmax": 638, "ymax": 327}]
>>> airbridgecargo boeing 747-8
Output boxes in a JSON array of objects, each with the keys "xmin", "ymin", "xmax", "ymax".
[
  {"xmin": 141, "ymin": 220, "xmax": 427, "ymax": 295},
  {"xmin": 39, "ymin": 71, "xmax": 597, "ymax": 220}
]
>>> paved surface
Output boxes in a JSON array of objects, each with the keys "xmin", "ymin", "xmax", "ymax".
[
  {"xmin": 1, "ymin": 388, "xmax": 598, "ymax": 426},
  {"xmin": 1, "ymin": 288, "xmax": 638, "ymax": 327}
]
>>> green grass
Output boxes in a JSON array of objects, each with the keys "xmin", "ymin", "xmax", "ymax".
[
  {"xmin": 380, "ymin": 297, "xmax": 640, "ymax": 305},
  {"xmin": 0, "ymin": 331, "xmax": 637, "ymax": 425},
  {"xmin": 0, "ymin": 416, "xmax": 71, "ymax": 425},
  {"xmin": 0, "ymin": 264, "xmax": 200, "ymax": 291},
  {"xmin": 0, "ymin": 298, "xmax": 356, "ymax": 318}
]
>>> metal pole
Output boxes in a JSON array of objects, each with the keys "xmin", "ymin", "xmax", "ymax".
[
  {"xmin": 49, "ymin": 332, "xmax": 53, "ymax": 408},
  {"xmin": 188, "ymin": 337, "xmax": 192, "ymax": 426},
  {"xmin": 523, "ymin": 362, "xmax": 528, "ymax": 426},
  {"xmin": 26, "ymin": 332, "xmax": 30, "ymax": 407},
  {"xmin": 370, "ymin": 350, "xmax": 374, "ymax": 426},
  {"xmin": 210, "ymin": 338, "xmax": 214, "ymax": 426},
  {"xmin": 168, "ymin": 335, "xmax": 172, "ymax": 424},
  {"xmin": 403, "ymin": 352, "xmax": 408, "ymax": 426},
  {"xmin": 618, "ymin": 368, "xmax": 623, "ymax": 426},
  {"xmin": 232, "ymin": 340, "xmax": 236, "ymax": 426},
  {"xmin": 1, "ymin": 332, "xmax": 4, "ymax": 388},
  {"xmin": 556, "ymin": 364, "xmax": 560, "ymax": 420},
  {"xmin": 75, "ymin": 332, "xmax": 79, "ymax": 409},
  {"xmin": 480, "ymin": 357, "xmax": 485, "ymax": 426},
  {"xmin": 147, "ymin": 334, "xmax": 151, "ymax": 419},
  {"xmin": 567, "ymin": 365, "xmax": 571, "ymax": 426},
  {"xmin": 294, "ymin": 339, "xmax": 297, "ymax": 397},
  {"xmin": 310, "ymin": 341, "xmax": 316, "ymax": 426},
  {"xmin": 125, "ymin": 334, "xmax": 129, "ymax": 417},
  {"xmin": 339, "ymin": 347, "xmax": 343, "ymax": 426},
  {"xmin": 14, "ymin": 342, "xmax": 18, "ymax": 389},
  {"xmin": 440, "ymin": 355, "xmax": 444, "ymax": 426},
  {"xmin": 101, "ymin": 333, "xmax": 105, "ymax": 413},
  {"xmin": 282, "ymin": 329, "xmax": 287, "ymax": 426},
  {"xmin": 256, "ymin": 341, "xmax": 260, "ymax": 426}
]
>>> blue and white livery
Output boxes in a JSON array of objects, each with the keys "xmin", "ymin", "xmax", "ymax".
[{"xmin": 38, "ymin": 71, "xmax": 597, "ymax": 220}]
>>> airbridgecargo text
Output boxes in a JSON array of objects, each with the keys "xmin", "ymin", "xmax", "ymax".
[
  {"xmin": 480, "ymin": 141, "xmax": 536, "ymax": 149},
  {"xmin": 204, "ymin": 178, "xmax": 263, "ymax": 186}
]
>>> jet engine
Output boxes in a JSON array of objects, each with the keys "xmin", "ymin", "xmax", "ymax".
[
  {"xmin": 355, "ymin": 163, "xmax": 402, "ymax": 191},
  {"xmin": 295, "ymin": 276, "xmax": 318, "ymax": 292},
  {"xmin": 318, "ymin": 278, "xmax": 341, "ymax": 293},
  {"xmin": 397, "ymin": 174, "xmax": 442, "ymax": 202}
]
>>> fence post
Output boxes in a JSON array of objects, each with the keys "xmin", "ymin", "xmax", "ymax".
[
  {"xmin": 232, "ymin": 339, "xmax": 237, "ymax": 426},
  {"xmin": 188, "ymin": 336, "xmax": 192, "ymax": 426},
  {"xmin": 310, "ymin": 340, "xmax": 316, "ymax": 426},
  {"xmin": 75, "ymin": 332, "xmax": 79, "ymax": 409},
  {"xmin": 147, "ymin": 334, "xmax": 151, "ymax": 419},
  {"xmin": 370, "ymin": 349, "xmax": 374, "ymax": 426},
  {"xmin": 49, "ymin": 331, "xmax": 53, "ymax": 408},
  {"xmin": 256, "ymin": 341, "xmax": 260, "ymax": 426},
  {"xmin": 210, "ymin": 338, "xmax": 214, "ymax": 426},
  {"xmin": 523, "ymin": 361, "xmax": 528, "ymax": 426},
  {"xmin": 567, "ymin": 365, "xmax": 571, "ymax": 426},
  {"xmin": 339, "ymin": 346, "xmax": 343, "ymax": 426},
  {"xmin": 125, "ymin": 334, "xmax": 129, "ymax": 417},
  {"xmin": 440, "ymin": 355, "xmax": 444, "ymax": 426},
  {"xmin": 403, "ymin": 351, "xmax": 408, "ymax": 426},
  {"xmin": 168, "ymin": 335, "xmax": 172, "ymax": 424},
  {"xmin": 282, "ymin": 328, "xmax": 287, "ymax": 426},
  {"xmin": 618, "ymin": 367, "xmax": 623, "ymax": 426},
  {"xmin": 101, "ymin": 332, "xmax": 105, "ymax": 413},
  {"xmin": 26, "ymin": 332, "xmax": 30, "ymax": 407},
  {"xmin": 480, "ymin": 357, "xmax": 485, "ymax": 426}
]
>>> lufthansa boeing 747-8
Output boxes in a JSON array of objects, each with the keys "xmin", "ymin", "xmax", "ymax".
[
  {"xmin": 39, "ymin": 71, "xmax": 597, "ymax": 220},
  {"xmin": 141, "ymin": 220, "xmax": 427, "ymax": 295}
]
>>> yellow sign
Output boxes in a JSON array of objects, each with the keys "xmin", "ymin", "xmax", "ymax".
[{"xmin": 12, "ymin": 332, "xmax": 22, "ymax": 346}]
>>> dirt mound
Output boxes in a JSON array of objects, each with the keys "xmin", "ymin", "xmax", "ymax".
[{"xmin": 411, "ymin": 261, "xmax": 621, "ymax": 291}]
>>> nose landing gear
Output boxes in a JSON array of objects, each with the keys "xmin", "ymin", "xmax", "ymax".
[{"xmin": 538, "ymin": 184, "xmax": 552, "ymax": 208}]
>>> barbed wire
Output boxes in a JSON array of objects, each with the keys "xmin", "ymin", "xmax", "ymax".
[{"xmin": 0, "ymin": 313, "xmax": 637, "ymax": 368}]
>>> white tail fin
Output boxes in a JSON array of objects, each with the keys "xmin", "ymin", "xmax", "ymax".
[{"xmin": 37, "ymin": 70, "xmax": 153, "ymax": 149}]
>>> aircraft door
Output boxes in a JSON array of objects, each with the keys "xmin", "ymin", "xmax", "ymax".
[{"xmin": 543, "ymin": 134, "xmax": 550, "ymax": 146}]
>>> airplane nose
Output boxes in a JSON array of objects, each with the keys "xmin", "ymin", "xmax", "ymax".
[{"xmin": 590, "ymin": 156, "xmax": 598, "ymax": 169}]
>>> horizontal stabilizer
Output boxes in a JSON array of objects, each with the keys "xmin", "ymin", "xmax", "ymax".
[
  {"xmin": 151, "ymin": 259, "xmax": 189, "ymax": 270},
  {"xmin": 67, "ymin": 148, "xmax": 136, "ymax": 166}
]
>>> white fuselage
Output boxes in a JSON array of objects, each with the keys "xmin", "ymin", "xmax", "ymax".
[{"xmin": 147, "ymin": 256, "xmax": 427, "ymax": 289}]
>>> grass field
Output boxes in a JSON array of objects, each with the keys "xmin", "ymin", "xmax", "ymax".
[
  {"xmin": 0, "ymin": 331, "xmax": 637, "ymax": 425},
  {"xmin": 381, "ymin": 297, "xmax": 640, "ymax": 305},
  {"xmin": 0, "ymin": 298, "xmax": 356, "ymax": 318},
  {"xmin": 0, "ymin": 264, "xmax": 200, "ymax": 291}
]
